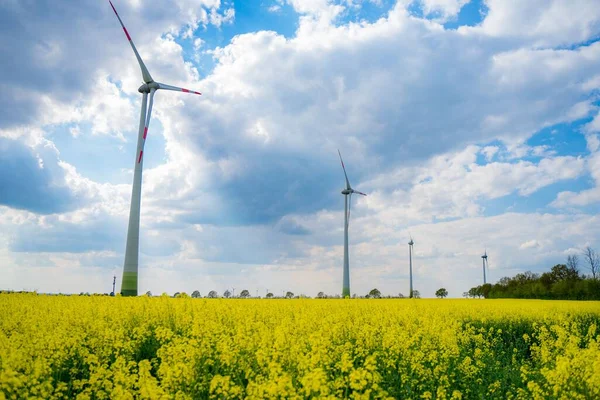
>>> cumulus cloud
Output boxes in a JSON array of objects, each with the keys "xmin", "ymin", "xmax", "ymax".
[
  {"xmin": 415, "ymin": 0, "xmax": 471, "ymax": 22},
  {"xmin": 0, "ymin": 138, "xmax": 78, "ymax": 214},
  {"xmin": 477, "ymin": 0, "xmax": 600, "ymax": 47},
  {"xmin": 552, "ymin": 133, "xmax": 600, "ymax": 208}
]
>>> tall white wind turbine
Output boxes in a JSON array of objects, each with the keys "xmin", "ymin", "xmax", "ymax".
[
  {"xmin": 109, "ymin": 1, "xmax": 202, "ymax": 296},
  {"xmin": 481, "ymin": 250, "xmax": 489, "ymax": 284},
  {"xmin": 408, "ymin": 236, "xmax": 414, "ymax": 298},
  {"xmin": 338, "ymin": 150, "xmax": 367, "ymax": 298}
]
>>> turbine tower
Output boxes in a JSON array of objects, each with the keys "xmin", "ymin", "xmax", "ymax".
[
  {"xmin": 408, "ymin": 236, "xmax": 414, "ymax": 298},
  {"xmin": 109, "ymin": 1, "xmax": 202, "ymax": 296},
  {"xmin": 338, "ymin": 150, "xmax": 367, "ymax": 298},
  {"xmin": 481, "ymin": 250, "xmax": 489, "ymax": 284}
]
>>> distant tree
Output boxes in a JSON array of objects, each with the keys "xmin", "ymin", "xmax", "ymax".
[
  {"xmin": 435, "ymin": 288, "xmax": 448, "ymax": 298},
  {"xmin": 176, "ymin": 292, "xmax": 189, "ymax": 298},
  {"xmin": 145, "ymin": 291, "xmax": 152, "ymax": 297},
  {"xmin": 476, "ymin": 286, "xmax": 484, "ymax": 298},
  {"xmin": 240, "ymin": 289, "xmax": 250, "ymax": 298},
  {"xmin": 412, "ymin": 290, "xmax": 421, "ymax": 299},
  {"xmin": 161, "ymin": 292, "xmax": 169, "ymax": 297},
  {"xmin": 285, "ymin": 291, "xmax": 294, "ymax": 299},
  {"xmin": 192, "ymin": 290, "xmax": 201, "ymax": 298},
  {"xmin": 266, "ymin": 292, "xmax": 274, "ymax": 298},
  {"xmin": 398, "ymin": 293, "xmax": 405, "ymax": 298},
  {"xmin": 173, "ymin": 292, "xmax": 180, "ymax": 298},
  {"xmin": 223, "ymin": 290, "xmax": 232, "ymax": 298},
  {"xmin": 317, "ymin": 291, "xmax": 326, "ymax": 299},
  {"xmin": 368, "ymin": 288, "xmax": 381, "ymax": 299},
  {"xmin": 468, "ymin": 287, "xmax": 478, "ymax": 298},
  {"xmin": 583, "ymin": 246, "xmax": 599, "ymax": 280},
  {"xmin": 462, "ymin": 292, "xmax": 469, "ymax": 298},
  {"xmin": 480, "ymin": 283, "xmax": 492, "ymax": 298},
  {"xmin": 567, "ymin": 254, "xmax": 580, "ymax": 274},
  {"xmin": 207, "ymin": 290, "xmax": 218, "ymax": 298}
]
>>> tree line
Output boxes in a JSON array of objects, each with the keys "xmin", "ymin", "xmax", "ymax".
[{"xmin": 466, "ymin": 247, "xmax": 600, "ymax": 300}]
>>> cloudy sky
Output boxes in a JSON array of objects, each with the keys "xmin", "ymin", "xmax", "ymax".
[{"xmin": 1, "ymin": 0, "xmax": 599, "ymax": 297}]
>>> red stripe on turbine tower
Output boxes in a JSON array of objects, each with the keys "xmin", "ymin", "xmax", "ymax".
[
  {"xmin": 138, "ymin": 150, "xmax": 143, "ymax": 163},
  {"xmin": 143, "ymin": 127, "xmax": 148, "ymax": 139}
]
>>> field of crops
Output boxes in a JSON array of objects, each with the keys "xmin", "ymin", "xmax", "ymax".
[{"xmin": 1, "ymin": 295, "xmax": 599, "ymax": 399}]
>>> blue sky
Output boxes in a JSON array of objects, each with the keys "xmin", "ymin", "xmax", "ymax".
[{"xmin": 1, "ymin": 0, "xmax": 600, "ymax": 297}]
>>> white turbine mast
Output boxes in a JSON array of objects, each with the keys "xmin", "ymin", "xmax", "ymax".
[
  {"xmin": 481, "ymin": 249, "xmax": 489, "ymax": 285},
  {"xmin": 338, "ymin": 150, "xmax": 367, "ymax": 298},
  {"xmin": 109, "ymin": 1, "xmax": 202, "ymax": 296},
  {"xmin": 408, "ymin": 235, "xmax": 414, "ymax": 298}
]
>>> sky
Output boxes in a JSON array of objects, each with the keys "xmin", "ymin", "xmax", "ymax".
[{"xmin": 1, "ymin": 0, "xmax": 599, "ymax": 298}]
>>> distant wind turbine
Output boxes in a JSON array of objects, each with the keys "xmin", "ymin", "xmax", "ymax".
[
  {"xmin": 109, "ymin": 1, "xmax": 202, "ymax": 296},
  {"xmin": 408, "ymin": 235, "xmax": 414, "ymax": 298},
  {"xmin": 338, "ymin": 150, "xmax": 367, "ymax": 298},
  {"xmin": 481, "ymin": 250, "xmax": 489, "ymax": 284}
]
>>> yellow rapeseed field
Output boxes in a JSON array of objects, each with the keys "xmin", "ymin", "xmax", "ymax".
[{"xmin": 1, "ymin": 295, "xmax": 599, "ymax": 399}]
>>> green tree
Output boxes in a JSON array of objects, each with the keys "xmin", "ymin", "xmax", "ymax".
[
  {"xmin": 481, "ymin": 283, "xmax": 492, "ymax": 298},
  {"xmin": 412, "ymin": 290, "xmax": 421, "ymax": 299},
  {"xmin": 468, "ymin": 287, "xmax": 478, "ymax": 298},
  {"xmin": 285, "ymin": 291, "xmax": 294, "ymax": 299},
  {"xmin": 191, "ymin": 290, "xmax": 201, "ymax": 298},
  {"xmin": 145, "ymin": 291, "xmax": 152, "ymax": 297},
  {"xmin": 266, "ymin": 292, "xmax": 274, "ymax": 298},
  {"xmin": 207, "ymin": 290, "xmax": 218, "ymax": 298},
  {"xmin": 239, "ymin": 289, "xmax": 250, "ymax": 298},
  {"xmin": 368, "ymin": 288, "xmax": 381, "ymax": 299},
  {"xmin": 435, "ymin": 288, "xmax": 448, "ymax": 298},
  {"xmin": 317, "ymin": 291, "xmax": 326, "ymax": 299},
  {"xmin": 223, "ymin": 290, "xmax": 231, "ymax": 298}
]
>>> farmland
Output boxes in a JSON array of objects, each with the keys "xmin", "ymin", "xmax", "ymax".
[{"xmin": 1, "ymin": 295, "xmax": 599, "ymax": 399}]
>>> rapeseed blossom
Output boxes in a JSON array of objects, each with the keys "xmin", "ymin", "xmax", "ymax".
[{"xmin": 0, "ymin": 295, "xmax": 599, "ymax": 398}]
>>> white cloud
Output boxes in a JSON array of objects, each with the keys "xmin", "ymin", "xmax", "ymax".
[
  {"xmin": 551, "ymin": 134, "xmax": 600, "ymax": 208},
  {"xmin": 417, "ymin": 0, "xmax": 471, "ymax": 22},
  {"xmin": 520, "ymin": 239, "xmax": 540, "ymax": 249},
  {"xmin": 477, "ymin": 0, "xmax": 600, "ymax": 47}
]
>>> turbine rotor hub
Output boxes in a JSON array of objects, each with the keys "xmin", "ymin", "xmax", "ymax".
[
  {"xmin": 138, "ymin": 82, "xmax": 158, "ymax": 93},
  {"xmin": 341, "ymin": 189, "xmax": 352, "ymax": 195}
]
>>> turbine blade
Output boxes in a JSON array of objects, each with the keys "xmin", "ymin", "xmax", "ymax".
[
  {"xmin": 137, "ymin": 88, "xmax": 156, "ymax": 164},
  {"xmin": 347, "ymin": 192, "xmax": 352, "ymax": 226},
  {"xmin": 157, "ymin": 82, "xmax": 202, "ymax": 95},
  {"xmin": 338, "ymin": 149, "xmax": 351, "ymax": 189},
  {"xmin": 353, "ymin": 190, "xmax": 367, "ymax": 196},
  {"xmin": 109, "ymin": 1, "xmax": 153, "ymax": 83}
]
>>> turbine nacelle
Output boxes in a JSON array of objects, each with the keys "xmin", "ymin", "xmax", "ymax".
[
  {"xmin": 341, "ymin": 189, "xmax": 352, "ymax": 195},
  {"xmin": 137, "ymin": 82, "xmax": 202, "ymax": 95},
  {"xmin": 138, "ymin": 82, "xmax": 159, "ymax": 93}
]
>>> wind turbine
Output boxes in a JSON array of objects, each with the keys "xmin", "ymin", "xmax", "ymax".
[
  {"xmin": 481, "ymin": 250, "xmax": 489, "ymax": 284},
  {"xmin": 338, "ymin": 150, "xmax": 367, "ymax": 298},
  {"xmin": 408, "ymin": 235, "xmax": 414, "ymax": 298},
  {"xmin": 109, "ymin": 1, "xmax": 202, "ymax": 296}
]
